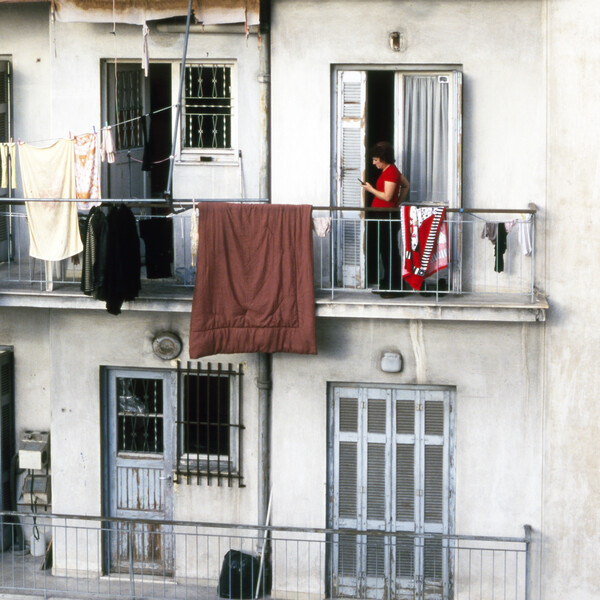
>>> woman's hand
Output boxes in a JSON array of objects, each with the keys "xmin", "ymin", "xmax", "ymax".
[{"xmin": 362, "ymin": 182, "xmax": 376, "ymax": 195}]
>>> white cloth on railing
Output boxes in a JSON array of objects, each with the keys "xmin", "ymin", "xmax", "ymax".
[
  {"xmin": 19, "ymin": 139, "xmax": 83, "ymax": 261},
  {"xmin": 312, "ymin": 216, "xmax": 331, "ymax": 238},
  {"xmin": 517, "ymin": 215, "xmax": 533, "ymax": 256},
  {"xmin": 100, "ymin": 126, "xmax": 116, "ymax": 164},
  {"xmin": 0, "ymin": 142, "xmax": 16, "ymax": 189},
  {"xmin": 504, "ymin": 217, "xmax": 533, "ymax": 256}
]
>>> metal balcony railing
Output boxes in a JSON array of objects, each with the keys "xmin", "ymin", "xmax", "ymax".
[
  {"xmin": 0, "ymin": 200, "xmax": 538, "ymax": 304},
  {"xmin": 313, "ymin": 205, "xmax": 537, "ymax": 302},
  {"xmin": 0, "ymin": 512, "xmax": 531, "ymax": 600}
]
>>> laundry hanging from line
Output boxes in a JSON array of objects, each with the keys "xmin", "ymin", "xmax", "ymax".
[
  {"xmin": 19, "ymin": 139, "xmax": 83, "ymax": 261},
  {"xmin": 401, "ymin": 205, "xmax": 448, "ymax": 290},
  {"xmin": 74, "ymin": 132, "xmax": 102, "ymax": 210},
  {"xmin": 189, "ymin": 202, "xmax": 317, "ymax": 357},
  {"xmin": 482, "ymin": 216, "xmax": 533, "ymax": 273},
  {"xmin": 0, "ymin": 142, "xmax": 16, "ymax": 189}
]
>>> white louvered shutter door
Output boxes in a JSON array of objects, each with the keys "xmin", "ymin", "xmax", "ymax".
[
  {"xmin": 421, "ymin": 390, "xmax": 450, "ymax": 596},
  {"xmin": 334, "ymin": 387, "xmax": 361, "ymax": 593},
  {"xmin": 336, "ymin": 70, "xmax": 366, "ymax": 288},
  {"xmin": 393, "ymin": 389, "xmax": 418, "ymax": 598},
  {"xmin": 364, "ymin": 388, "xmax": 390, "ymax": 594}
]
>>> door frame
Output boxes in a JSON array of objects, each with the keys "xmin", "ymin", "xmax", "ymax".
[
  {"xmin": 101, "ymin": 366, "xmax": 177, "ymax": 575},
  {"xmin": 326, "ymin": 383, "xmax": 456, "ymax": 599}
]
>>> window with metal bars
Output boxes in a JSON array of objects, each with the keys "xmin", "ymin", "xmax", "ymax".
[
  {"xmin": 176, "ymin": 361, "xmax": 244, "ymax": 487},
  {"xmin": 115, "ymin": 69, "xmax": 143, "ymax": 151},
  {"xmin": 116, "ymin": 377, "xmax": 164, "ymax": 454},
  {"xmin": 183, "ymin": 63, "xmax": 234, "ymax": 153}
]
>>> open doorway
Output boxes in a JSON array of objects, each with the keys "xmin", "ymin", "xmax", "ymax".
[
  {"xmin": 102, "ymin": 61, "xmax": 172, "ymax": 201},
  {"xmin": 334, "ymin": 67, "xmax": 462, "ymax": 290}
]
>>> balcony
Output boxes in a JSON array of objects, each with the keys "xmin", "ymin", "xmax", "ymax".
[
  {"xmin": 0, "ymin": 201, "xmax": 547, "ymax": 321},
  {"xmin": 312, "ymin": 205, "xmax": 547, "ymax": 322},
  {"xmin": 0, "ymin": 511, "xmax": 531, "ymax": 600}
]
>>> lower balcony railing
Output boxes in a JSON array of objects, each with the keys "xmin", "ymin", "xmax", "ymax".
[
  {"xmin": 0, "ymin": 201, "xmax": 539, "ymax": 305},
  {"xmin": 0, "ymin": 512, "xmax": 531, "ymax": 600}
]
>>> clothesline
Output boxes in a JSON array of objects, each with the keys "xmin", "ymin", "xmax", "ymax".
[{"xmin": 9, "ymin": 103, "xmax": 178, "ymax": 148}]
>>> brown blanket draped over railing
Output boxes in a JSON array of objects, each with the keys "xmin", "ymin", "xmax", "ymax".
[{"xmin": 189, "ymin": 203, "xmax": 317, "ymax": 358}]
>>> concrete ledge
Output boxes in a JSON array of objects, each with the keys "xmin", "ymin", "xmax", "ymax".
[{"xmin": 0, "ymin": 287, "xmax": 548, "ymax": 322}]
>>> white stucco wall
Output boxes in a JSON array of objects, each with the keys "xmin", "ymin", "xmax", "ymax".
[
  {"xmin": 271, "ymin": 318, "xmax": 543, "ymax": 537},
  {"xmin": 2, "ymin": 0, "xmax": 600, "ymax": 597},
  {"xmin": 0, "ymin": 307, "xmax": 260, "ymax": 527},
  {"xmin": 543, "ymin": 1, "xmax": 600, "ymax": 598},
  {"xmin": 269, "ymin": 0, "xmax": 546, "ymax": 213},
  {"xmin": 0, "ymin": 4, "xmax": 262, "ymax": 201}
]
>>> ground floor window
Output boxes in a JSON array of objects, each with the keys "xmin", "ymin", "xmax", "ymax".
[
  {"xmin": 176, "ymin": 361, "xmax": 244, "ymax": 486},
  {"xmin": 328, "ymin": 384, "xmax": 455, "ymax": 599}
]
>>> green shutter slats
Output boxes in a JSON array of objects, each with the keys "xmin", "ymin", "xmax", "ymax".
[
  {"xmin": 396, "ymin": 444, "xmax": 415, "ymax": 522},
  {"xmin": 424, "ymin": 445, "xmax": 444, "ymax": 523},
  {"xmin": 396, "ymin": 399, "xmax": 415, "ymax": 434},
  {"xmin": 340, "ymin": 397, "xmax": 358, "ymax": 432},
  {"xmin": 423, "ymin": 538, "xmax": 444, "ymax": 582},
  {"xmin": 339, "ymin": 533, "xmax": 358, "ymax": 576},
  {"xmin": 424, "ymin": 400, "xmax": 444, "ymax": 436},
  {"xmin": 367, "ymin": 398, "xmax": 386, "ymax": 433},
  {"xmin": 339, "ymin": 441, "xmax": 357, "ymax": 519},
  {"xmin": 366, "ymin": 534, "xmax": 385, "ymax": 576},
  {"xmin": 367, "ymin": 443, "xmax": 386, "ymax": 520}
]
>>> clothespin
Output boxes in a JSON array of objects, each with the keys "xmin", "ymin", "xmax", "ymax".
[
  {"xmin": 17, "ymin": 138, "xmax": 21, "ymax": 145},
  {"xmin": 68, "ymin": 131, "xmax": 72, "ymax": 139},
  {"xmin": 92, "ymin": 125, "xmax": 96, "ymax": 134}
]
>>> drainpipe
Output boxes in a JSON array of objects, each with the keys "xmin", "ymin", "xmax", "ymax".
[{"xmin": 257, "ymin": 0, "xmax": 272, "ymax": 532}]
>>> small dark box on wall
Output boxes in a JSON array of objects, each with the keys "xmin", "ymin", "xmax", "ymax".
[{"xmin": 217, "ymin": 550, "xmax": 272, "ymax": 599}]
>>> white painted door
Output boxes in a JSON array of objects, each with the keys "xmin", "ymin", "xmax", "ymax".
[
  {"xmin": 106, "ymin": 369, "xmax": 176, "ymax": 574},
  {"xmin": 330, "ymin": 385, "xmax": 453, "ymax": 600}
]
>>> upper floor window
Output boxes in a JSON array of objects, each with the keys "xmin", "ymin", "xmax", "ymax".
[{"xmin": 183, "ymin": 63, "xmax": 236, "ymax": 160}]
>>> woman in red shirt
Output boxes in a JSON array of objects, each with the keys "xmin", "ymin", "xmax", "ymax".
[{"xmin": 362, "ymin": 142, "xmax": 410, "ymax": 295}]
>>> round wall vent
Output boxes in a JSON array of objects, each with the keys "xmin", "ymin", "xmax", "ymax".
[{"xmin": 152, "ymin": 331, "xmax": 183, "ymax": 360}]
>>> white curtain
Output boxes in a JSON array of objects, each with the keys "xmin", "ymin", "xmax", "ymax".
[{"xmin": 402, "ymin": 76, "xmax": 448, "ymax": 204}]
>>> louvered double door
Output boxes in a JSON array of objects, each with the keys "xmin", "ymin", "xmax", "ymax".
[{"xmin": 331, "ymin": 386, "xmax": 452, "ymax": 600}]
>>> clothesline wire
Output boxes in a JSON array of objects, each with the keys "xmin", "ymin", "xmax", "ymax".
[
  {"xmin": 12, "ymin": 103, "xmax": 178, "ymax": 147},
  {"xmin": 126, "ymin": 152, "xmax": 173, "ymax": 166}
]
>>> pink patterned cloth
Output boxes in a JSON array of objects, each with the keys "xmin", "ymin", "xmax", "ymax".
[{"xmin": 74, "ymin": 133, "xmax": 101, "ymax": 210}]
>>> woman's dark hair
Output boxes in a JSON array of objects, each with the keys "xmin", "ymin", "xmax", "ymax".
[{"xmin": 370, "ymin": 141, "xmax": 395, "ymax": 164}]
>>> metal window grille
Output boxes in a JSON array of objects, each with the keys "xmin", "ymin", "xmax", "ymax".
[
  {"xmin": 176, "ymin": 361, "xmax": 244, "ymax": 487},
  {"xmin": 116, "ymin": 377, "xmax": 164, "ymax": 453},
  {"xmin": 183, "ymin": 64, "xmax": 232, "ymax": 150},
  {"xmin": 115, "ymin": 70, "xmax": 143, "ymax": 151}
]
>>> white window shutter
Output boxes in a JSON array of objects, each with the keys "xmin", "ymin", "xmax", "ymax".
[
  {"xmin": 449, "ymin": 70, "xmax": 462, "ymax": 210},
  {"xmin": 336, "ymin": 70, "xmax": 366, "ymax": 288}
]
